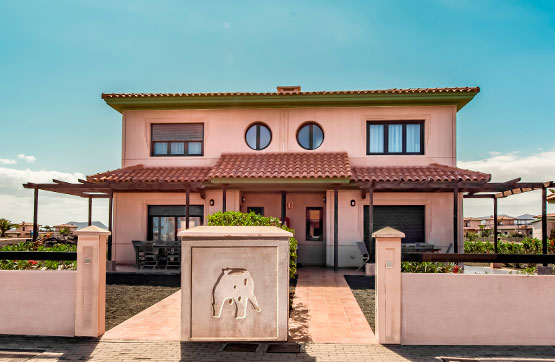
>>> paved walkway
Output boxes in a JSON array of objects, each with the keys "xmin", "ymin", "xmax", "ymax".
[
  {"xmin": 102, "ymin": 267, "xmax": 376, "ymax": 343},
  {"xmin": 289, "ymin": 267, "xmax": 377, "ymax": 344},
  {"xmin": 102, "ymin": 291, "xmax": 181, "ymax": 341},
  {"xmin": 2, "ymin": 336, "xmax": 555, "ymax": 362}
]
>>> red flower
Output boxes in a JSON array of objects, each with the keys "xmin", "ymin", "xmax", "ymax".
[
  {"xmin": 28, "ymin": 260, "xmax": 38, "ymax": 265},
  {"xmin": 453, "ymin": 265, "xmax": 460, "ymax": 274}
]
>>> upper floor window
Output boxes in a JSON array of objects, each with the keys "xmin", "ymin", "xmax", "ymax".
[
  {"xmin": 297, "ymin": 122, "xmax": 324, "ymax": 150},
  {"xmin": 151, "ymin": 123, "xmax": 204, "ymax": 156},
  {"xmin": 366, "ymin": 121, "xmax": 424, "ymax": 155},
  {"xmin": 245, "ymin": 123, "xmax": 272, "ymax": 150}
]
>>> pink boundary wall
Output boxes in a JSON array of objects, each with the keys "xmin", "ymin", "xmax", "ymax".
[
  {"xmin": 0, "ymin": 270, "xmax": 77, "ymax": 337},
  {"xmin": 0, "ymin": 226, "xmax": 108, "ymax": 338},
  {"xmin": 401, "ymin": 273, "xmax": 555, "ymax": 345}
]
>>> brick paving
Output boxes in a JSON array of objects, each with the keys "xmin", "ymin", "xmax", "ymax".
[
  {"xmin": 289, "ymin": 267, "xmax": 377, "ymax": 344},
  {"xmin": 2, "ymin": 336, "xmax": 555, "ymax": 362},
  {"xmin": 102, "ymin": 291, "xmax": 181, "ymax": 341},
  {"xmin": 103, "ymin": 267, "xmax": 376, "ymax": 343}
]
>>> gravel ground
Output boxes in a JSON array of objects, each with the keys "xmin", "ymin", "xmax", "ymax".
[
  {"xmin": 344, "ymin": 275, "xmax": 375, "ymax": 331},
  {"xmin": 105, "ymin": 284, "xmax": 180, "ymax": 330}
]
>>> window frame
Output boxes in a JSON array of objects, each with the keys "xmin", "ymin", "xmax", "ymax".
[
  {"xmin": 247, "ymin": 206, "xmax": 265, "ymax": 216},
  {"xmin": 306, "ymin": 207, "xmax": 324, "ymax": 241},
  {"xmin": 150, "ymin": 123, "xmax": 204, "ymax": 157},
  {"xmin": 366, "ymin": 120, "xmax": 424, "ymax": 155},
  {"xmin": 147, "ymin": 205, "xmax": 204, "ymax": 241},
  {"xmin": 244, "ymin": 122, "xmax": 272, "ymax": 151},
  {"xmin": 296, "ymin": 122, "xmax": 325, "ymax": 150}
]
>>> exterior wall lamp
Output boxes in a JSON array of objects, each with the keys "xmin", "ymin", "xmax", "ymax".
[
  {"xmin": 350, "ymin": 200, "xmax": 356, "ymax": 207},
  {"xmin": 209, "ymin": 199, "xmax": 215, "ymax": 206}
]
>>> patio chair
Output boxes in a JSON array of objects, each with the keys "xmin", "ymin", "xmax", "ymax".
[
  {"xmin": 134, "ymin": 241, "xmax": 157, "ymax": 269},
  {"xmin": 356, "ymin": 241, "xmax": 370, "ymax": 271},
  {"xmin": 165, "ymin": 243, "xmax": 181, "ymax": 270}
]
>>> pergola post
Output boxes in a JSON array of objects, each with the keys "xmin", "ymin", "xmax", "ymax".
[
  {"xmin": 222, "ymin": 185, "xmax": 227, "ymax": 212},
  {"xmin": 88, "ymin": 197, "xmax": 92, "ymax": 226},
  {"xmin": 367, "ymin": 188, "xmax": 374, "ymax": 261},
  {"xmin": 453, "ymin": 183, "xmax": 459, "ymax": 253},
  {"xmin": 493, "ymin": 197, "xmax": 498, "ymax": 254},
  {"xmin": 186, "ymin": 184, "xmax": 190, "ymax": 229},
  {"xmin": 281, "ymin": 191, "xmax": 286, "ymax": 225},
  {"xmin": 107, "ymin": 188, "xmax": 113, "ymax": 261},
  {"xmin": 32, "ymin": 187, "xmax": 38, "ymax": 243},
  {"xmin": 334, "ymin": 186, "xmax": 339, "ymax": 271},
  {"xmin": 542, "ymin": 185, "xmax": 548, "ymax": 264}
]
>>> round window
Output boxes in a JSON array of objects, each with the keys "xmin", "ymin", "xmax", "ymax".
[
  {"xmin": 245, "ymin": 123, "xmax": 272, "ymax": 150},
  {"xmin": 297, "ymin": 122, "xmax": 324, "ymax": 150}
]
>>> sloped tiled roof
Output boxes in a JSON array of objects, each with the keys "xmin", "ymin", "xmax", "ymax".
[
  {"xmin": 207, "ymin": 152, "xmax": 352, "ymax": 179},
  {"xmin": 86, "ymin": 165, "xmax": 211, "ymax": 183},
  {"xmin": 86, "ymin": 156, "xmax": 491, "ymax": 185},
  {"xmin": 102, "ymin": 87, "xmax": 479, "ymax": 99},
  {"xmin": 548, "ymin": 193, "xmax": 555, "ymax": 201},
  {"xmin": 351, "ymin": 164, "xmax": 491, "ymax": 183}
]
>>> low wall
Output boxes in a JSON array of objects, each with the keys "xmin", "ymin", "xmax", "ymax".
[
  {"xmin": 401, "ymin": 273, "xmax": 555, "ymax": 345},
  {"xmin": 0, "ymin": 270, "xmax": 77, "ymax": 337},
  {"xmin": 0, "ymin": 238, "xmax": 30, "ymax": 245}
]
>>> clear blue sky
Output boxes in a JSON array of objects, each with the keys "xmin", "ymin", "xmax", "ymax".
[{"xmin": 0, "ymin": 0, "xmax": 554, "ymax": 223}]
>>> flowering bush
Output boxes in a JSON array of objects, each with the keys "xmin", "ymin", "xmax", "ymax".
[{"xmin": 0, "ymin": 242, "xmax": 76, "ymax": 270}]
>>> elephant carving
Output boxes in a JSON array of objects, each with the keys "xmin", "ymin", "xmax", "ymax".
[{"xmin": 212, "ymin": 268, "xmax": 261, "ymax": 319}]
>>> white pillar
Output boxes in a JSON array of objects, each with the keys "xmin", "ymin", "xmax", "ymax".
[
  {"xmin": 74, "ymin": 225, "xmax": 109, "ymax": 337},
  {"xmin": 373, "ymin": 226, "xmax": 404, "ymax": 344}
]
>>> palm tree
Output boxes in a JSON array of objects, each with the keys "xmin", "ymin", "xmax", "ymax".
[{"xmin": 0, "ymin": 218, "xmax": 17, "ymax": 237}]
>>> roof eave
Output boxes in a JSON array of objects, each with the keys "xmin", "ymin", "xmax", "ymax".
[{"xmin": 102, "ymin": 92, "xmax": 479, "ymax": 113}]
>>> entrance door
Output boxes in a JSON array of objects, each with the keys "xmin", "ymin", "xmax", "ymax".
[{"xmin": 364, "ymin": 205, "xmax": 425, "ymax": 245}]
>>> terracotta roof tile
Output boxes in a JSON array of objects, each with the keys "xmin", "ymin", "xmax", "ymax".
[
  {"xmin": 351, "ymin": 164, "xmax": 491, "ymax": 183},
  {"xmin": 207, "ymin": 152, "xmax": 352, "ymax": 179},
  {"xmin": 86, "ymin": 165, "xmax": 211, "ymax": 183},
  {"xmin": 85, "ymin": 158, "xmax": 490, "ymax": 185},
  {"xmin": 102, "ymin": 87, "xmax": 479, "ymax": 99},
  {"xmin": 547, "ymin": 193, "xmax": 555, "ymax": 201}
]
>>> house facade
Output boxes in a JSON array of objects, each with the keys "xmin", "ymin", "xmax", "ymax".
[{"xmin": 83, "ymin": 86, "xmax": 492, "ymax": 268}]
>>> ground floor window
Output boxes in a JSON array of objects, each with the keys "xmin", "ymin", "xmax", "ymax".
[
  {"xmin": 247, "ymin": 207, "xmax": 264, "ymax": 216},
  {"xmin": 306, "ymin": 207, "xmax": 324, "ymax": 241},
  {"xmin": 147, "ymin": 205, "xmax": 204, "ymax": 242}
]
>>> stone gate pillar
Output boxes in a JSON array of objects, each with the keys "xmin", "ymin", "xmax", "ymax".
[
  {"xmin": 373, "ymin": 227, "xmax": 404, "ymax": 344},
  {"xmin": 74, "ymin": 225, "xmax": 109, "ymax": 337}
]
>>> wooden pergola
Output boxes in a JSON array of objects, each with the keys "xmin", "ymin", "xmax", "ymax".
[
  {"xmin": 22, "ymin": 179, "xmax": 204, "ymax": 261},
  {"xmin": 357, "ymin": 179, "xmax": 554, "ymax": 260},
  {"xmin": 23, "ymin": 177, "xmax": 553, "ymax": 267}
]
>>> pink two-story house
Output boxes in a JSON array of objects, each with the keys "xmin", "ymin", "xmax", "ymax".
[{"xmin": 77, "ymin": 85, "xmax": 492, "ymax": 268}]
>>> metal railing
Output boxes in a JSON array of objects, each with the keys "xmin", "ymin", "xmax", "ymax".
[
  {"xmin": 0, "ymin": 251, "xmax": 77, "ymax": 261},
  {"xmin": 402, "ymin": 252, "xmax": 555, "ymax": 264}
]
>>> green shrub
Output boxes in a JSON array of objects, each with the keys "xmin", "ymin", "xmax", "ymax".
[
  {"xmin": 465, "ymin": 232, "xmax": 479, "ymax": 241},
  {"xmin": 207, "ymin": 211, "xmax": 298, "ymax": 278},
  {"xmin": 401, "ymin": 262, "xmax": 459, "ymax": 273},
  {"xmin": 0, "ymin": 242, "xmax": 76, "ymax": 270}
]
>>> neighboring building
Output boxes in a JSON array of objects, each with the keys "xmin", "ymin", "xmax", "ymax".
[
  {"xmin": 531, "ymin": 213, "xmax": 555, "ymax": 240},
  {"xmin": 53, "ymin": 224, "xmax": 78, "ymax": 234},
  {"xmin": 26, "ymin": 85, "xmax": 551, "ymax": 268},
  {"xmin": 548, "ymin": 192, "xmax": 555, "ymax": 204},
  {"xmin": 5, "ymin": 222, "xmax": 41, "ymax": 238},
  {"xmin": 464, "ymin": 214, "xmax": 533, "ymax": 237}
]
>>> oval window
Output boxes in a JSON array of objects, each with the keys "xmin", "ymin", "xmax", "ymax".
[
  {"xmin": 245, "ymin": 123, "xmax": 272, "ymax": 150},
  {"xmin": 297, "ymin": 122, "xmax": 324, "ymax": 150}
]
